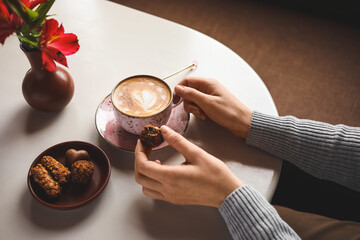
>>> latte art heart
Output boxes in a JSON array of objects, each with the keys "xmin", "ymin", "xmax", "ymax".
[{"xmin": 132, "ymin": 90, "xmax": 157, "ymax": 111}]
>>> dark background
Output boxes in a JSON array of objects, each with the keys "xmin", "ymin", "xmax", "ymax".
[{"xmin": 110, "ymin": 0, "xmax": 360, "ymax": 221}]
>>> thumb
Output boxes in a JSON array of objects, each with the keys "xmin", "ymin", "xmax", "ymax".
[
  {"xmin": 175, "ymin": 85, "xmax": 208, "ymax": 107},
  {"xmin": 160, "ymin": 125, "xmax": 200, "ymax": 162}
]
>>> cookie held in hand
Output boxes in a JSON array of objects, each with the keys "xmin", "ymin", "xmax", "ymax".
[{"xmin": 140, "ymin": 125, "xmax": 164, "ymax": 149}]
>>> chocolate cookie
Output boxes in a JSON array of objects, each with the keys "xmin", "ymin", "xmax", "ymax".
[
  {"xmin": 140, "ymin": 125, "xmax": 164, "ymax": 148},
  {"xmin": 71, "ymin": 160, "xmax": 95, "ymax": 184}
]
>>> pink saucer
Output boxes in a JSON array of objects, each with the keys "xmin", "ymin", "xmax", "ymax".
[{"xmin": 95, "ymin": 94, "xmax": 190, "ymax": 152}]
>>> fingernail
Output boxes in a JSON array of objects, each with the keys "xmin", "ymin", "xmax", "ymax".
[{"xmin": 160, "ymin": 125, "xmax": 169, "ymax": 134}]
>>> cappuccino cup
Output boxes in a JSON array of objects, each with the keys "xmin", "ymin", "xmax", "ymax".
[{"xmin": 111, "ymin": 75, "xmax": 182, "ymax": 135}]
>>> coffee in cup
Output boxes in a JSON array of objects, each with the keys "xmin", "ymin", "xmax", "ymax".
[
  {"xmin": 112, "ymin": 76, "xmax": 171, "ymax": 117},
  {"xmin": 111, "ymin": 75, "xmax": 181, "ymax": 135}
]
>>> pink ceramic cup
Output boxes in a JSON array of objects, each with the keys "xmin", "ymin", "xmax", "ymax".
[{"xmin": 111, "ymin": 75, "xmax": 182, "ymax": 135}]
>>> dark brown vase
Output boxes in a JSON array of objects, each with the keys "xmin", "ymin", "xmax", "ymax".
[{"xmin": 21, "ymin": 45, "xmax": 74, "ymax": 112}]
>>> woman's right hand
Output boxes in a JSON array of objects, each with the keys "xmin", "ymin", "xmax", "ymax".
[{"xmin": 175, "ymin": 77, "xmax": 253, "ymax": 139}]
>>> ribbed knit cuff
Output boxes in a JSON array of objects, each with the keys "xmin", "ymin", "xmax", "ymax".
[
  {"xmin": 219, "ymin": 185, "xmax": 300, "ymax": 240},
  {"xmin": 246, "ymin": 111, "xmax": 292, "ymax": 149}
]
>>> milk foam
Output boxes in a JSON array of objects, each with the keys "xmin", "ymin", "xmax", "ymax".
[
  {"xmin": 132, "ymin": 89, "xmax": 157, "ymax": 111},
  {"xmin": 113, "ymin": 77, "xmax": 171, "ymax": 117}
]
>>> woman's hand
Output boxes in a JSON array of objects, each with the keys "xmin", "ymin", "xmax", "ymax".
[
  {"xmin": 134, "ymin": 125, "xmax": 243, "ymax": 208},
  {"xmin": 175, "ymin": 77, "xmax": 253, "ymax": 138}
]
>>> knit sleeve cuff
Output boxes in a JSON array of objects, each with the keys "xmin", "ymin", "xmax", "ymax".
[
  {"xmin": 246, "ymin": 111, "xmax": 282, "ymax": 148},
  {"xmin": 219, "ymin": 185, "xmax": 300, "ymax": 239}
]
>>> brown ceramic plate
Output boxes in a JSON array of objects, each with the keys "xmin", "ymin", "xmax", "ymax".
[{"xmin": 27, "ymin": 141, "xmax": 111, "ymax": 210}]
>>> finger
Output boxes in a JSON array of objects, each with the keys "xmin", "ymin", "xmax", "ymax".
[
  {"xmin": 134, "ymin": 139, "xmax": 146, "ymax": 172},
  {"xmin": 142, "ymin": 187, "xmax": 165, "ymax": 201},
  {"xmin": 183, "ymin": 100, "xmax": 199, "ymax": 113},
  {"xmin": 183, "ymin": 101, "xmax": 207, "ymax": 120},
  {"xmin": 174, "ymin": 85, "xmax": 209, "ymax": 106},
  {"xmin": 135, "ymin": 172, "xmax": 162, "ymax": 191},
  {"xmin": 160, "ymin": 125, "xmax": 201, "ymax": 162},
  {"xmin": 135, "ymin": 140, "xmax": 167, "ymax": 180},
  {"xmin": 177, "ymin": 77, "xmax": 215, "ymax": 90}
]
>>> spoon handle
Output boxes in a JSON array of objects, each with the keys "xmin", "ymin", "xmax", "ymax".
[{"xmin": 161, "ymin": 61, "xmax": 198, "ymax": 81}]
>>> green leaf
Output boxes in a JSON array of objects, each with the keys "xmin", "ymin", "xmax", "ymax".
[
  {"xmin": 32, "ymin": 32, "xmax": 42, "ymax": 38},
  {"xmin": 24, "ymin": 5, "xmax": 39, "ymax": 21},
  {"xmin": 3, "ymin": 0, "xmax": 30, "ymax": 23},
  {"xmin": 20, "ymin": 23, "xmax": 31, "ymax": 34},
  {"xmin": 17, "ymin": 36, "xmax": 38, "ymax": 47},
  {"xmin": 34, "ymin": 0, "xmax": 55, "ymax": 25}
]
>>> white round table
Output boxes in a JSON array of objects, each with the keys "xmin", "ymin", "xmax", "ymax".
[{"xmin": 0, "ymin": 0, "xmax": 281, "ymax": 239}]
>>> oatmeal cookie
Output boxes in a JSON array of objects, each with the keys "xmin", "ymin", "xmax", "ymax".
[
  {"xmin": 41, "ymin": 156, "xmax": 70, "ymax": 184},
  {"xmin": 30, "ymin": 164, "xmax": 62, "ymax": 198}
]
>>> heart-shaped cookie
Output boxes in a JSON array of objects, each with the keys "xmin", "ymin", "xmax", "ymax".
[{"xmin": 65, "ymin": 149, "xmax": 90, "ymax": 167}]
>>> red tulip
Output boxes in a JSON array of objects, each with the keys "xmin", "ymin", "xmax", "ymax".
[{"xmin": 39, "ymin": 19, "xmax": 79, "ymax": 71}]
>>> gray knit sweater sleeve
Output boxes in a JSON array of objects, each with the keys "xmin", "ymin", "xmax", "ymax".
[
  {"xmin": 219, "ymin": 111, "xmax": 360, "ymax": 240},
  {"xmin": 219, "ymin": 186, "xmax": 300, "ymax": 240},
  {"xmin": 246, "ymin": 111, "xmax": 360, "ymax": 191}
]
